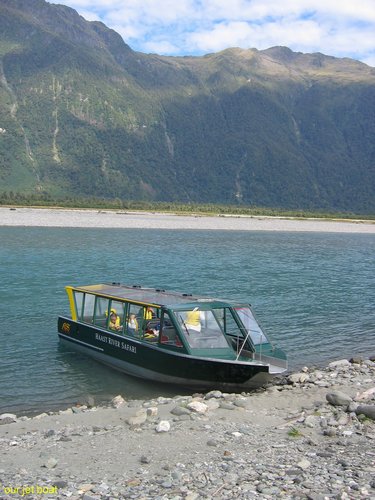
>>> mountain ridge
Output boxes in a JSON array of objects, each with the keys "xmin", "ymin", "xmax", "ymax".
[{"xmin": 0, "ymin": 0, "xmax": 374, "ymax": 213}]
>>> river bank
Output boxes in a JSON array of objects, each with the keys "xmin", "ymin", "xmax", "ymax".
[
  {"xmin": 1, "ymin": 357, "xmax": 375, "ymax": 499},
  {"xmin": 1, "ymin": 206, "xmax": 375, "ymax": 232}
]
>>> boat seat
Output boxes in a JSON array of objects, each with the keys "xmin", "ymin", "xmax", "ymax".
[{"xmin": 160, "ymin": 327, "xmax": 183, "ymax": 347}]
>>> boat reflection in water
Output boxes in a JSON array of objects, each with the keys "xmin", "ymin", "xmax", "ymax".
[{"xmin": 58, "ymin": 283, "xmax": 287, "ymax": 390}]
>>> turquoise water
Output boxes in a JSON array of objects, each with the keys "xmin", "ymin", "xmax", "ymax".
[{"xmin": 1, "ymin": 227, "xmax": 374, "ymax": 414}]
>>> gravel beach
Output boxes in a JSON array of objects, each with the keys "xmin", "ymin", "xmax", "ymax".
[
  {"xmin": 1, "ymin": 358, "xmax": 375, "ymax": 499},
  {"xmin": 1, "ymin": 207, "xmax": 375, "ymax": 233}
]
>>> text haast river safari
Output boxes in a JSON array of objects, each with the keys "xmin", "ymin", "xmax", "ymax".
[{"xmin": 58, "ymin": 283, "xmax": 287, "ymax": 389}]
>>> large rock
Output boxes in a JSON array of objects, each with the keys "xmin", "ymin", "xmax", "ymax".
[
  {"xmin": 355, "ymin": 405, "xmax": 375, "ymax": 420},
  {"xmin": 326, "ymin": 391, "xmax": 352, "ymax": 406},
  {"xmin": 0, "ymin": 413, "xmax": 17, "ymax": 424},
  {"xmin": 328, "ymin": 359, "xmax": 350, "ymax": 369}
]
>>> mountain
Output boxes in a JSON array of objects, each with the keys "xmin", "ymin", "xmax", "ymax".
[{"xmin": 1, "ymin": 0, "xmax": 375, "ymax": 213}]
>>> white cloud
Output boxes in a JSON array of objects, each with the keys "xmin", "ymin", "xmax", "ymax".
[{"xmin": 49, "ymin": 0, "xmax": 375, "ymax": 66}]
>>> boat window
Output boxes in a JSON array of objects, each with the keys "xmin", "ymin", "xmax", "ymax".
[
  {"xmin": 125, "ymin": 303, "xmax": 140, "ymax": 337},
  {"xmin": 74, "ymin": 291, "xmax": 84, "ymax": 320},
  {"xmin": 94, "ymin": 297, "xmax": 110, "ymax": 328},
  {"xmin": 176, "ymin": 309, "xmax": 229, "ymax": 349},
  {"xmin": 107, "ymin": 300, "xmax": 125, "ymax": 334},
  {"xmin": 82, "ymin": 293, "xmax": 95, "ymax": 323},
  {"xmin": 222, "ymin": 308, "xmax": 242, "ymax": 336},
  {"xmin": 160, "ymin": 312, "xmax": 183, "ymax": 348},
  {"xmin": 142, "ymin": 310, "xmax": 160, "ymax": 343},
  {"xmin": 234, "ymin": 307, "xmax": 269, "ymax": 345},
  {"xmin": 136, "ymin": 306, "xmax": 159, "ymax": 343}
]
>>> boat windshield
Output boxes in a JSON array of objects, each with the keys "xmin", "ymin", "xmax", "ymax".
[
  {"xmin": 173, "ymin": 305, "xmax": 270, "ymax": 349},
  {"xmin": 175, "ymin": 307, "xmax": 240, "ymax": 349},
  {"xmin": 234, "ymin": 306, "xmax": 270, "ymax": 345}
]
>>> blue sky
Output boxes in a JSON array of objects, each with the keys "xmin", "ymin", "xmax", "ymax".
[{"xmin": 50, "ymin": 0, "xmax": 375, "ymax": 67}]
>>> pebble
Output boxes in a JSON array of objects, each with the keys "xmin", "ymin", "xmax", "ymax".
[
  {"xmin": 186, "ymin": 401, "xmax": 208, "ymax": 414},
  {"xmin": 156, "ymin": 420, "xmax": 171, "ymax": 432}
]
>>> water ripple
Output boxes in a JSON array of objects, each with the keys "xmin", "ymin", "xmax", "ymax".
[{"xmin": 0, "ymin": 228, "xmax": 374, "ymax": 414}]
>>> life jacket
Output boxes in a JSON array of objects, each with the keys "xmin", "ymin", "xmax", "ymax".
[
  {"xmin": 144, "ymin": 308, "xmax": 154, "ymax": 319},
  {"xmin": 186, "ymin": 309, "xmax": 200, "ymax": 326},
  {"xmin": 128, "ymin": 317, "xmax": 138, "ymax": 330},
  {"xmin": 109, "ymin": 310, "xmax": 121, "ymax": 329}
]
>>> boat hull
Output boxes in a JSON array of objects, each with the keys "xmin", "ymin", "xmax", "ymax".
[{"xmin": 58, "ymin": 317, "xmax": 272, "ymax": 389}]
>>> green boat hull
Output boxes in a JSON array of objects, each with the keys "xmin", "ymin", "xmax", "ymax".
[{"xmin": 58, "ymin": 317, "xmax": 271, "ymax": 389}]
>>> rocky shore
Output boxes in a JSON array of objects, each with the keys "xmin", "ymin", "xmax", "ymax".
[{"xmin": 1, "ymin": 358, "xmax": 375, "ymax": 499}]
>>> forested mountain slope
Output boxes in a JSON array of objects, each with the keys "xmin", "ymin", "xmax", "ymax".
[{"xmin": 1, "ymin": 0, "xmax": 374, "ymax": 212}]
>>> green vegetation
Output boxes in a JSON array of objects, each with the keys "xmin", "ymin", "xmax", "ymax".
[
  {"xmin": 0, "ymin": 0, "xmax": 375, "ymax": 214},
  {"xmin": 0, "ymin": 191, "xmax": 373, "ymax": 220},
  {"xmin": 287, "ymin": 427, "xmax": 303, "ymax": 438}
]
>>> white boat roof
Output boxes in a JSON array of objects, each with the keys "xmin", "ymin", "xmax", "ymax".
[{"xmin": 73, "ymin": 283, "xmax": 238, "ymax": 309}]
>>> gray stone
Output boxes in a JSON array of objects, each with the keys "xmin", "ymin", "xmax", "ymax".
[
  {"xmin": 0, "ymin": 413, "xmax": 17, "ymax": 423},
  {"xmin": 156, "ymin": 420, "xmax": 171, "ymax": 432},
  {"xmin": 328, "ymin": 359, "xmax": 350, "ymax": 369},
  {"xmin": 52, "ymin": 480, "xmax": 68, "ymax": 489},
  {"xmin": 297, "ymin": 458, "xmax": 311, "ymax": 470},
  {"xmin": 349, "ymin": 356, "xmax": 363, "ymax": 364},
  {"xmin": 72, "ymin": 406, "xmax": 84, "ymax": 413},
  {"xmin": 323, "ymin": 428, "xmax": 337, "ymax": 437},
  {"xmin": 205, "ymin": 390, "xmax": 223, "ymax": 399},
  {"xmin": 233, "ymin": 399, "xmax": 248, "ymax": 408},
  {"xmin": 171, "ymin": 406, "xmax": 191, "ymax": 416},
  {"xmin": 326, "ymin": 391, "xmax": 352, "ymax": 406},
  {"xmin": 86, "ymin": 396, "xmax": 95, "ymax": 407},
  {"xmin": 111, "ymin": 395, "xmax": 126, "ymax": 408},
  {"xmin": 146, "ymin": 407, "xmax": 158, "ymax": 417},
  {"xmin": 304, "ymin": 415, "xmax": 319, "ymax": 428},
  {"xmin": 0, "ymin": 417, "xmax": 16, "ymax": 425},
  {"xmin": 355, "ymin": 405, "xmax": 375, "ymax": 420},
  {"xmin": 347, "ymin": 401, "xmax": 359, "ymax": 412},
  {"xmin": 44, "ymin": 457, "xmax": 58, "ymax": 469},
  {"xmin": 289, "ymin": 372, "xmax": 310, "ymax": 384},
  {"xmin": 44, "ymin": 429, "xmax": 55, "ymax": 438},
  {"xmin": 219, "ymin": 402, "xmax": 235, "ymax": 410},
  {"xmin": 205, "ymin": 399, "xmax": 220, "ymax": 410},
  {"xmin": 126, "ymin": 411, "xmax": 147, "ymax": 426},
  {"xmin": 186, "ymin": 401, "xmax": 208, "ymax": 414},
  {"xmin": 207, "ymin": 439, "xmax": 219, "ymax": 447}
]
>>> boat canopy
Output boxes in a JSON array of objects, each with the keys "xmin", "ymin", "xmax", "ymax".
[
  {"xmin": 73, "ymin": 283, "xmax": 242, "ymax": 309},
  {"xmin": 65, "ymin": 283, "xmax": 283, "ymax": 362}
]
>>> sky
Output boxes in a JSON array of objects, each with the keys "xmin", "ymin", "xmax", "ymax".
[{"xmin": 50, "ymin": 0, "xmax": 375, "ymax": 67}]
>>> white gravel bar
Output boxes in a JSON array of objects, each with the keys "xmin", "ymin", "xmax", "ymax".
[{"xmin": 0, "ymin": 206, "xmax": 374, "ymax": 233}]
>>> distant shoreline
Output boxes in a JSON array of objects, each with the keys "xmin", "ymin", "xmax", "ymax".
[{"xmin": 0, "ymin": 206, "xmax": 375, "ymax": 233}]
